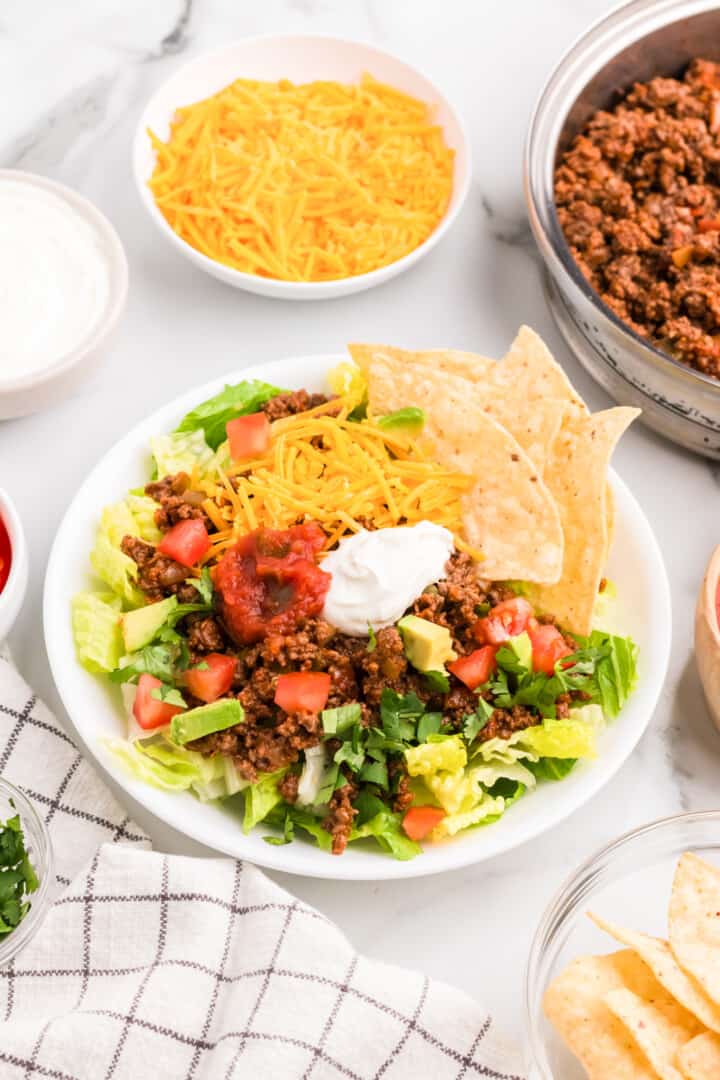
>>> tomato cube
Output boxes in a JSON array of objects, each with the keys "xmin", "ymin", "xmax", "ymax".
[
  {"xmin": 402, "ymin": 806, "xmax": 445, "ymax": 841},
  {"xmin": 133, "ymin": 673, "xmax": 184, "ymax": 731},
  {"xmin": 157, "ymin": 519, "xmax": 211, "ymax": 568},
  {"xmin": 227, "ymin": 413, "xmax": 270, "ymax": 462},
  {"xmin": 448, "ymin": 646, "xmax": 498, "ymax": 690},
  {"xmin": 184, "ymin": 653, "xmax": 237, "ymax": 704},
  {"xmin": 274, "ymin": 672, "xmax": 331, "ymax": 714},
  {"xmin": 473, "ymin": 597, "xmax": 534, "ymax": 645}
]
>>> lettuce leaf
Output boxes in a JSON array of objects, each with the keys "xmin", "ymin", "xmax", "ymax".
[
  {"xmin": 90, "ymin": 532, "xmax": 143, "ymax": 608},
  {"xmin": 72, "ymin": 592, "xmax": 123, "ymax": 673},
  {"xmin": 405, "ymin": 734, "xmax": 466, "ymax": 778},
  {"xmin": 296, "ymin": 746, "xmax": 327, "ymax": 806},
  {"xmin": 592, "ymin": 631, "xmax": 638, "ymax": 718},
  {"xmin": 243, "ymin": 768, "xmax": 288, "ymax": 833},
  {"xmin": 350, "ymin": 811, "xmax": 421, "ymax": 860},
  {"xmin": 150, "ymin": 429, "xmax": 214, "ymax": 478},
  {"xmin": 326, "ymin": 362, "xmax": 366, "ymax": 409},
  {"xmin": 175, "ymin": 380, "xmax": 284, "ymax": 450},
  {"xmin": 104, "ymin": 737, "xmax": 199, "ymax": 791},
  {"xmin": 518, "ymin": 719, "xmax": 596, "ymax": 760},
  {"xmin": 430, "ymin": 794, "xmax": 506, "ymax": 839},
  {"xmin": 125, "ymin": 495, "xmax": 163, "ymax": 543}
]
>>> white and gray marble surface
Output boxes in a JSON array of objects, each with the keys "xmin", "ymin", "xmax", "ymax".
[{"xmin": 1, "ymin": 0, "xmax": 718, "ymax": 1051}]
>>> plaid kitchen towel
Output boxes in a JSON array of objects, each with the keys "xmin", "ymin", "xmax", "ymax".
[{"xmin": 0, "ymin": 650, "xmax": 525, "ymax": 1080}]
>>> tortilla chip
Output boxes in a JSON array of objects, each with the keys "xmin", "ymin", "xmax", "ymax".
[
  {"xmin": 605, "ymin": 482, "xmax": 616, "ymax": 562},
  {"xmin": 527, "ymin": 407, "xmax": 640, "ymax": 635},
  {"xmin": 669, "ymin": 854, "xmax": 720, "ymax": 1007},
  {"xmin": 497, "ymin": 325, "xmax": 588, "ymax": 413},
  {"xmin": 589, "ymin": 913, "xmax": 720, "ymax": 1034},
  {"xmin": 605, "ymin": 987, "xmax": 703, "ymax": 1080},
  {"xmin": 366, "ymin": 355, "xmax": 564, "ymax": 583},
  {"xmin": 350, "ymin": 342, "xmax": 569, "ymax": 475},
  {"xmin": 677, "ymin": 1032, "xmax": 720, "ymax": 1078},
  {"xmin": 543, "ymin": 951, "xmax": 662, "ymax": 1079},
  {"xmin": 348, "ymin": 343, "xmax": 494, "ymax": 381}
]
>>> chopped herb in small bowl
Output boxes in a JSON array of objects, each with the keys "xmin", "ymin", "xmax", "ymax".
[{"xmin": 0, "ymin": 780, "xmax": 53, "ymax": 966}]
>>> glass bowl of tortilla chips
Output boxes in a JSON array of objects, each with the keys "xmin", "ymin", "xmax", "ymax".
[{"xmin": 525, "ymin": 810, "xmax": 720, "ymax": 1079}]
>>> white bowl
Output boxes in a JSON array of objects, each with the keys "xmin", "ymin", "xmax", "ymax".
[
  {"xmin": 133, "ymin": 34, "xmax": 471, "ymax": 300},
  {"xmin": 0, "ymin": 488, "xmax": 28, "ymax": 642},
  {"xmin": 0, "ymin": 171, "xmax": 128, "ymax": 420},
  {"xmin": 43, "ymin": 353, "xmax": 671, "ymax": 881}
]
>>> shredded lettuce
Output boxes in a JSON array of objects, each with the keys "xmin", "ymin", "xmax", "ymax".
[
  {"xmin": 518, "ymin": 720, "xmax": 597, "ymax": 760},
  {"xmin": 296, "ymin": 746, "xmax": 327, "ymax": 806},
  {"xmin": 150, "ymin": 429, "xmax": 215, "ymax": 478},
  {"xmin": 431, "ymin": 794, "xmax": 506, "ymax": 839},
  {"xmin": 592, "ymin": 631, "xmax": 638, "ymax": 718},
  {"xmin": 327, "ymin": 362, "xmax": 366, "ymax": 409},
  {"xmin": 105, "ymin": 736, "xmax": 246, "ymax": 801},
  {"xmin": 90, "ymin": 532, "xmax": 143, "ymax": 608},
  {"xmin": 351, "ymin": 811, "xmax": 421, "ymax": 860},
  {"xmin": 174, "ymin": 380, "xmax": 284, "ymax": 450},
  {"xmin": 104, "ymin": 738, "xmax": 199, "ymax": 792},
  {"xmin": 243, "ymin": 769, "xmax": 288, "ymax": 833},
  {"xmin": 125, "ymin": 495, "xmax": 163, "ymax": 543},
  {"xmin": 405, "ymin": 735, "xmax": 466, "ymax": 777},
  {"xmin": 72, "ymin": 592, "xmax": 123, "ymax": 673}
]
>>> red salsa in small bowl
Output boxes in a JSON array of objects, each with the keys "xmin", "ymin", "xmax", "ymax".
[{"xmin": 0, "ymin": 515, "xmax": 11, "ymax": 594}]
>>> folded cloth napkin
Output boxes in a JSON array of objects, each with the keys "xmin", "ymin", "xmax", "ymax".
[{"xmin": 0, "ymin": 650, "xmax": 525, "ymax": 1080}]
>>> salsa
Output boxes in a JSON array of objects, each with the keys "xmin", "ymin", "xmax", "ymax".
[
  {"xmin": 213, "ymin": 523, "xmax": 331, "ymax": 645},
  {"xmin": 0, "ymin": 516, "xmax": 11, "ymax": 594}
]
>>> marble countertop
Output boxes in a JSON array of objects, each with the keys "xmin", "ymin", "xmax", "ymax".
[{"xmin": 2, "ymin": 0, "xmax": 719, "ymax": 1052}]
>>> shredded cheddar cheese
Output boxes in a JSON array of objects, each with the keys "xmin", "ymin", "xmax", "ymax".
[
  {"xmin": 148, "ymin": 76, "xmax": 454, "ymax": 282},
  {"xmin": 198, "ymin": 399, "xmax": 477, "ymax": 556}
]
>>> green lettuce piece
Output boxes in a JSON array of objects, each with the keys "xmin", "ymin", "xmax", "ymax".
[
  {"xmin": 150, "ymin": 429, "xmax": 214, "ymax": 479},
  {"xmin": 517, "ymin": 719, "xmax": 596, "ymax": 760},
  {"xmin": 72, "ymin": 592, "xmax": 123, "ymax": 673},
  {"xmin": 470, "ymin": 759, "xmax": 537, "ymax": 792},
  {"xmin": 90, "ymin": 532, "xmax": 143, "ymax": 608},
  {"xmin": 405, "ymin": 734, "xmax": 466, "ymax": 778},
  {"xmin": 591, "ymin": 631, "xmax": 638, "ymax": 719},
  {"xmin": 104, "ymin": 737, "xmax": 199, "ymax": 791},
  {"xmin": 570, "ymin": 702, "xmax": 605, "ymax": 732},
  {"xmin": 243, "ymin": 769, "xmax": 288, "ymax": 833},
  {"xmin": 471, "ymin": 732, "xmax": 539, "ymax": 765},
  {"xmin": 327, "ymin": 361, "xmax": 366, "ymax": 409},
  {"xmin": 175, "ymin": 380, "xmax": 284, "ymax": 450},
  {"xmin": 431, "ymin": 793, "xmax": 506, "ymax": 839},
  {"xmin": 125, "ymin": 495, "xmax": 163, "ymax": 543},
  {"xmin": 350, "ymin": 811, "xmax": 421, "ymax": 860},
  {"xmin": 527, "ymin": 758, "xmax": 577, "ymax": 782}
]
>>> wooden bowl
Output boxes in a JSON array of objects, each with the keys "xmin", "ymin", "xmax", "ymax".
[{"xmin": 696, "ymin": 544, "xmax": 720, "ymax": 730}]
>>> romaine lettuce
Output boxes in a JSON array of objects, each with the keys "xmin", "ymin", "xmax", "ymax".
[
  {"xmin": 430, "ymin": 794, "xmax": 506, "ymax": 839},
  {"xmin": 296, "ymin": 746, "xmax": 327, "ymax": 806},
  {"xmin": 150, "ymin": 429, "xmax": 215, "ymax": 478},
  {"xmin": 518, "ymin": 719, "xmax": 597, "ymax": 760},
  {"xmin": 243, "ymin": 769, "xmax": 288, "ymax": 833},
  {"xmin": 72, "ymin": 592, "xmax": 123, "ymax": 673},
  {"xmin": 350, "ymin": 811, "xmax": 421, "ymax": 860},
  {"xmin": 175, "ymin": 380, "xmax": 284, "ymax": 450},
  {"xmin": 405, "ymin": 734, "xmax": 466, "ymax": 777},
  {"xmin": 90, "ymin": 533, "xmax": 143, "ymax": 608}
]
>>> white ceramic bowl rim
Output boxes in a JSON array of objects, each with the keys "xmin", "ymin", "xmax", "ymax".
[
  {"xmin": 43, "ymin": 353, "xmax": 672, "ymax": 880},
  {"xmin": 133, "ymin": 33, "xmax": 471, "ymax": 296},
  {"xmin": 0, "ymin": 169, "xmax": 129, "ymax": 393},
  {"xmin": 525, "ymin": 0, "xmax": 720, "ymax": 398}
]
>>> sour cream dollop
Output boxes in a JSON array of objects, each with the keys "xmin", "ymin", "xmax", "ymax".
[
  {"xmin": 0, "ymin": 178, "xmax": 111, "ymax": 382},
  {"xmin": 321, "ymin": 521, "xmax": 454, "ymax": 637}
]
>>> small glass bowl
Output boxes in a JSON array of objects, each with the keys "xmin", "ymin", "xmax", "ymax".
[
  {"xmin": 524, "ymin": 810, "xmax": 720, "ymax": 1078},
  {"xmin": 0, "ymin": 778, "xmax": 54, "ymax": 967}
]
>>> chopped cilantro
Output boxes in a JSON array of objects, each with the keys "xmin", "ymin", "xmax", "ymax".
[
  {"xmin": 416, "ymin": 711, "xmax": 443, "ymax": 742},
  {"xmin": 423, "ymin": 669, "xmax": 450, "ymax": 693},
  {"xmin": 184, "ymin": 567, "xmax": 214, "ymax": 605},
  {"xmin": 366, "ymin": 624, "xmax": 378, "ymax": 653},
  {"xmin": 321, "ymin": 703, "xmax": 362, "ymax": 737},
  {"xmin": 150, "ymin": 684, "xmax": 187, "ymax": 709},
  {"xmin": 0, "ymin": 810, "xmax": 39, "ymax": 939}
]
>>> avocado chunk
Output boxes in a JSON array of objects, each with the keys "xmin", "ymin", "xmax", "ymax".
[
  {"xmin": 397, "ymin": 615, "xmax": 457, "ymax": 673},
  {"xmin": 377, "ymin": 407, "xmax": 425, "ymax": 437},
  {"xmin": 121, "ymin": 595, "xmax": 178, "ymax": 653},
  {"xmin": 171, "ymin": 699, "xmax": 244, "ymax": 745}
]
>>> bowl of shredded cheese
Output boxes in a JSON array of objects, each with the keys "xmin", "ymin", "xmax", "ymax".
[{"xmin": 133, "ymin": 34, "xmax": 470, "ymax": 299}]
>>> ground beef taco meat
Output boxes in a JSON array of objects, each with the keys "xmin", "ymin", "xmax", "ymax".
[{"xmin": 555, "ymin": 58, "xmax": 720, "ymax": 378}]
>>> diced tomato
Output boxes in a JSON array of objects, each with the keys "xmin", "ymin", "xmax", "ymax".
[
  {"xmin": 227, "ymin": 413, "xmax": 270, "ymax": 461},
  {"xmin": 213, "ymin": 523, "xmax": 331, "ymax": 645},
  {"xmin": 157, "ymin": 519, "xmax": 211, "ymax": 568},
  {"xmin": 184, "ymin": 653, "xmax": 237, "ymax": 704},
  {"xmin": 274, "ymin": 671, "xmax": 331, "ymax": 714},
  {"xmin": 133, "ymin": 673, "xmax": 184, "ymax": 731},
  {"xmin": 473, "ymin": 597, "xmax": 534, "ymax": 645},
  {"xmin": 527, "ymin": 622, "xmax": 573, "ymax": 676},
  {"xmin": 448, "ymin": 646, "xmax": 498, "ymax": 690},
  {"xmin": 698, "ymin": 218, "xmax": 720, "ymax": 233},
  {"xmin": 402, "ymin": 806, "xmax": 446, "ymax": 842}
]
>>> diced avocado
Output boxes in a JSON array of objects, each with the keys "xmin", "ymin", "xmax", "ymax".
[
  {"xmin": 121, "ymin": 596, "xmax": 178, "ymax": 653},
  {"xmin": 397, "ymin": 615, "xmax": 457, "ymax": 673},
  {"xmin": 171, "ymin": 699, "xmax": 244, "ymax": 745},
  {"xmin": 377, "ymin": 407, "xmax": 425, "ymax": 437}
]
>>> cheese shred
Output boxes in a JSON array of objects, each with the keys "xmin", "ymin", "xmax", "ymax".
[
  {"xmin": 148, "ymin": 75, "xmax": 454, "ymax": 282},
  {"xmin": 199, "ymin": 403, "xmax": 474, "ymax": 554}
]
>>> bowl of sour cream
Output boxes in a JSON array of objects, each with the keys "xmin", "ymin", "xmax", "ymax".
[{"xmin": 0, "ymin": 170, "xmax": 128, "ymax": 419}]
